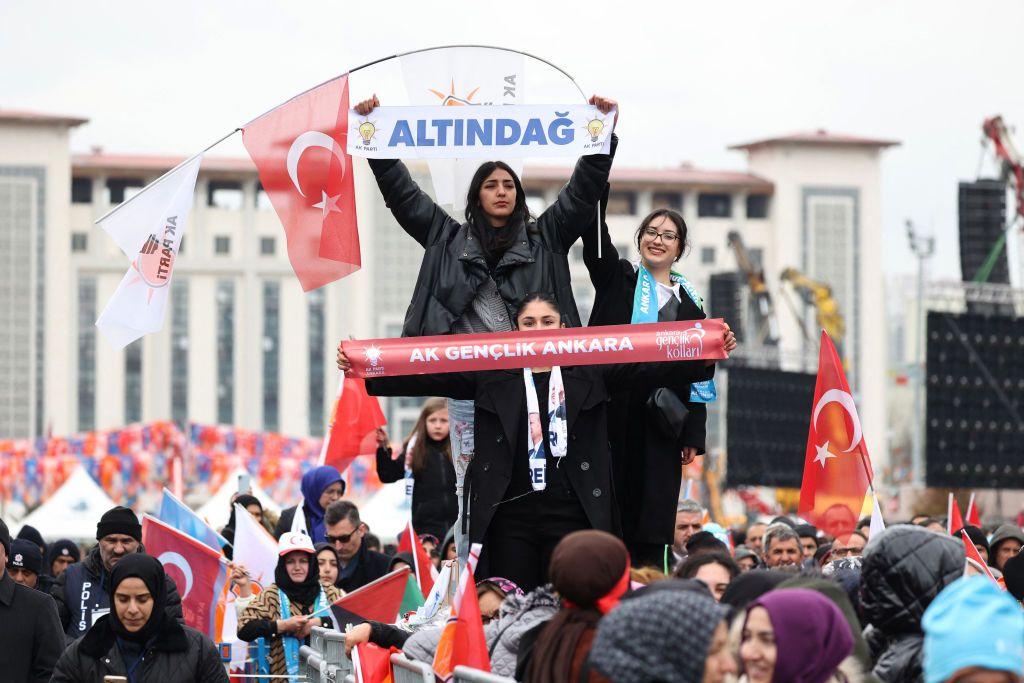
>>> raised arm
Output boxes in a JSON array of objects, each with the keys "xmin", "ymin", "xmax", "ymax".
[
  {"xmin": 355, "ymin": 94, "xmax": 459, "ymax": 248},
  {"xmin": 538, "ymin": 96, "xmax": 619, "ymax": 253},
  {"xmin": 581, "ymin": 184, "xmax": 621, "ymax": 291}
]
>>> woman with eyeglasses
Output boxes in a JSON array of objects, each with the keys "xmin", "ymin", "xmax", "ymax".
[{"xmin": 583, "ymin": 207, "xmax": 736, "ymax": 570}]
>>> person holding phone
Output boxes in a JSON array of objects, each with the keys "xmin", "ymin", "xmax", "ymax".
[{"xmin": 50, "ymin": 554, "xmax": 227, "ymax": 683}]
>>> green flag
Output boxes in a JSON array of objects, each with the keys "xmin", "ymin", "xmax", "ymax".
[{"xmin": 399, "ymin": 573, "xmax": 425, "ymax": 616}]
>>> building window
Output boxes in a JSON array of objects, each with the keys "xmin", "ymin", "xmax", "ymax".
[
  {"xmin": 748, "ymin": 247, "xmax": 764, "ymax": 269},
  {"xmin": 308, "ymin": 289, "xmax": 326, "ymax": 436},
  {"xmin": 607, "ymin": 191, "xmax": 637, "ymax": 215},
  {"xmin": 216, "ymin": 279, "xmax": 235, "ymax": 424},
  {"xmin": 256, "ymin": 183, "xmax": 273, "ymax": 211},
  {"xmin": 125, "ymin": 341, "xmax": 143, "ymax": 424},
  {"xmin": 652, "ymin": 192, "xmax": 683, "ymax": 212},
  {"xmin": 71, "ymin": 177, "xmax": 93, "ymax": 204},
  {"xmin": 77, "ymin": 276, "xmax": 96, "ymax": 431},
  {"xmin": 208, "ymin": 180, "xmax": 244, "ymax": 210},
  {"xmin": 262, "ymin": 281, "xmax": 280, "ymax": 432},
  {"xmin": 747, "ymin": 194, "xmax": 770, "ymax": 219},
  {"xmin": 171, "ymin": 280, "xmax": 188, "ymax": 425},
  {"xmin": 698, "ymin": 193, "xmax": 732, "ymax": 218},
  {"xmin": 260, "ymin": 237, "xmax": 276, "ymax": 256},
  {"xmin": 106, "ymin": 178, "xmax": 145, "ymax": 205},
  {"xmin": 71, "ymin": 232, "xmax": 88, "ymax": 252},
  {"xmin": 701, "ymin": 246, "xmax": 716, "ymax": 264},
  {"xmin": 214, "ymin": 236, "xmax": 231, "ymax": 255}
]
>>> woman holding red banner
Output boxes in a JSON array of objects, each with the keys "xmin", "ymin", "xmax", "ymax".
[
  {"xmin": 354, "ymin": 93, "xmax": 619, "ymax": 564},
  {"xmin": 583, "ymin": 204, "xmax": 719, "ymax": 569},
  {"xmin": 337, "ymin": 293, "xmax": 734, "ymax": 591}
]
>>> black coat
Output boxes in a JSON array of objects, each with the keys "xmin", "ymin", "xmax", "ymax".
[
  {"xmin": 376, "ymin": 440, "xmax": 458, "ymax": 542},
  {"xmin": 50, "ymin": 611, "xmax": 228, "ymax": 683},
  {"xmin": 583, "ymin": 219, "xmax": 710, "ymax": 547},
  {"xmin": 337, "ymin": 541, "xmax": 393, "ymax": 593},
  {"xmin": 860, "ymin": 525, "xmax": 965, "ymax": 683},
  {"xmin": 0, "ymin": 570, "xmax": 64, "ymax": 683},
  {"xmin": 273, "ymin": 506, "xmax": 311, "ymax": 540},
  {"xmin": 366, "ymin": 358, "xmax": 713, "ymax": 552},
  {"xmin": 367, "ymin": 136, "xmax": 616, "ymax": 337},
  {"xmin": 51, "ymin": 545, "xmax": 184, "ymax": 639}
]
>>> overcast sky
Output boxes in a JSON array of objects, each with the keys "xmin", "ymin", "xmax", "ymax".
[{"xmin": 4, "ymin": 0, "xmax": 1023, "ymax": 281}]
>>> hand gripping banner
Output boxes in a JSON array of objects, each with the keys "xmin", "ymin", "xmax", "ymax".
[{"xmin": 341, "ymin": 319, "xmax": 727, "ymax": 378}]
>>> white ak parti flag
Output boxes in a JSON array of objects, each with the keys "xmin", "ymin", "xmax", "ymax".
[
  {"xmin": 223, "ymin": 502, "xmax": 279, "ymax": 669},
  {"xmin": 95, "ymin": 155, "xmax": 202, "ymax": 348},
  {"xmin": 399, "ymin": 47, "xmax": 525, "ymax": 209}
]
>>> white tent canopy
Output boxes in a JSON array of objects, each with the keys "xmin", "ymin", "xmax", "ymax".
[
  {"xmin": 15, "ymin": 466, "xmax": 118, "ymax": 541},
  {"xmin": 359, "ymin": 481, "xmax": 412, "ymax": 543},
  {"xmin": 196, "ymin": 468, "xmax": 281, "ymax": 530}
]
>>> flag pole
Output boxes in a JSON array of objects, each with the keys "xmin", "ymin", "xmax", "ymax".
[{"xmin": 93, "ymin": 127, "xmax": 240, "ymax": 225}]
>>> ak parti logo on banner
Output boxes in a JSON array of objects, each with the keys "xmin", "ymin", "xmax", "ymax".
[{"xmin": 341, "ymin": 320, "xmax": 727, "ymax": 379}]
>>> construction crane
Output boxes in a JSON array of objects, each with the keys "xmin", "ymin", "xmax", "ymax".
[
  {"xmin": 974, "ymin": 116, "xmax": 1024, "ymax": 283},
  {"xmin": 727, "ymin": 230, "xmax": 779, "ymax": 347},
  {"xmin": 779, "ymin": 267, "xmax": 846, "ymax": 348}
]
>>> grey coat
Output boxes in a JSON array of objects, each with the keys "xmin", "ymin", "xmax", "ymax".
[{"xmin": 403, "ymin": 585, "xmax": 560, "ymax": 677}]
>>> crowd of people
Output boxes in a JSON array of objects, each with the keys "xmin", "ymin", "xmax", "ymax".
[
  {"xmin": 3, "ymin": 96, "xmax": 1024, "ymax": 683},
  {"xmin": 5, "ymin": 494, "xmax": 1024, "ymax": 682}
]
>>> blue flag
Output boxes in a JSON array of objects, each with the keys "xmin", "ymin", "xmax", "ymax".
[{"xmin": 157, "ymin": 488, "xmax": 229, "ymax": 552}]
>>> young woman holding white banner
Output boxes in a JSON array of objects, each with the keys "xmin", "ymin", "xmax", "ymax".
[
  {"xmin": 583, "ymin": 206, "xmax": 717, "ymax": 570},
  {"xmin": 353, "ymin": 94, "xmax": 619, "ymax": 564},
  {"xmin": 337, "ymin": 293, "xmax": 735, "ymax": 591}
]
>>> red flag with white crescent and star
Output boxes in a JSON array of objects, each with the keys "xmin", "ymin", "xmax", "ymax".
[
  {"xmin": 141, "ymin": 515, "xmax": 228, "ymax": 640},
  {"xmin": 242, "ymin": 74, "xmax": 360, "ymax": 291},
  {"xmin": 798, "ymin": 331, "xmax": 874, "ymax": 538}
]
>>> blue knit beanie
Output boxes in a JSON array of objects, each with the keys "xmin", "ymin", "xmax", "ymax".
[{"xmin": 923, "ymin": 576, "xmax": 1024, "ymax": 683}]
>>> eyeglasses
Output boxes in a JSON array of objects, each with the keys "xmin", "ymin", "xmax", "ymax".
[
  {"xmin": 327, "ymin": 530, "xmax": 359, "ymax": 545},
  {"xmin": 641, "ymin": 227, "xmax": 680, "ymax": 243}
]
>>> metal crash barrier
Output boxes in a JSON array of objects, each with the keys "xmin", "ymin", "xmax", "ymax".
[
  {"xmin": 453, "ymin": 665, "xmax": 517, "ymax": 683},
  {"xmin": 297, "ymin": 627, "xmax": 354, "ymax": 683},
  {"xmin": 390, "ymin": 652, "xmax": 434, "ymax": 683}
]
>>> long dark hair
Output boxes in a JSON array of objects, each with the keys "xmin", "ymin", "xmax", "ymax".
[
  {"xmin": 465, "ymin": 161, "xmax": 534, "ymax": 264},
  {"xmin": 406, "ymin": 397, "xmax": 451, "ymax": 474},
  {"xmin": 634, "ymin": 208, "xmax": 689, "ymax": 263}
]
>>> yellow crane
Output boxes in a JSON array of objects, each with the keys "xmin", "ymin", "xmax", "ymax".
[{"xmin": 779, "ymin": 267, "xmax": 846, "ymax": 346}]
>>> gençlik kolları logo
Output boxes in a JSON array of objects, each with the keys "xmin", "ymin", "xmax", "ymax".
[{"xmin": 655, "ymin": 322, "xmax": 706, "ymax": 359}]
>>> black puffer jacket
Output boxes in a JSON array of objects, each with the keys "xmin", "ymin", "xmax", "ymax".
[
  {"xmin": 367, "ymin": 137, "xmax": 616, "ymax": 337},
  {"xmin": 50, "ymin": 612, "xmax": 228, "ymax": 683},
  {"xmin": 860, "ymin": 525, "xmax": 965, "ymax": 683}
]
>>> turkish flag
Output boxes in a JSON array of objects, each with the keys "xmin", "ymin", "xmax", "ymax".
[
  {"xmin": 141, "ymin": 515, "xmax": 228, "ymax": 639},
  {"xmin": 242, "ymin": 74, "xmax": 360, "ymax": 291},
  {"xmin": 948, "ymin": 493, "xmax": 966, "ymax": 534},
  {"xmin": 798, "ymin": 332, "xmax": 873, "ymax": 538},
  {"xmin": 353, "ymin": 642, "xmax": 398, "ymax": 683},
  {"xmin": 319, "ymin": 376, "xmax": 387, "ymax": 473},
  {"xmin": 433, "ymin": 554, "xmax": 490, "ymax": 679},
  {"xmin": 965, "ymin": 493, "xmax": 982, "ymax": 528},
  {"xmin": 398, "ymin": 520, "xmax": 438, "ymax": 600}
]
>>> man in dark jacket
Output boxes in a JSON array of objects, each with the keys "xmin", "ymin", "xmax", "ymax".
[
  {"xmin": 0, "ymin": 517, "xmax": 64, "ymax": 682},
  {"xmin": 860, "ymin": 525, "xmax": 965, "ymax": 683},
  {"xmin": 51, "ymin": 505, "xmax": 183, "ymax": 638},
  {"xmin": 325, "ymin": 500, "xmax": 391, "ymax": 592}
]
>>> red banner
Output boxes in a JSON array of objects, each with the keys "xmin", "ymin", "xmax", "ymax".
[{"xmin": 341, "ymin": 319, "xmax": 727, "ymax": 378}]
